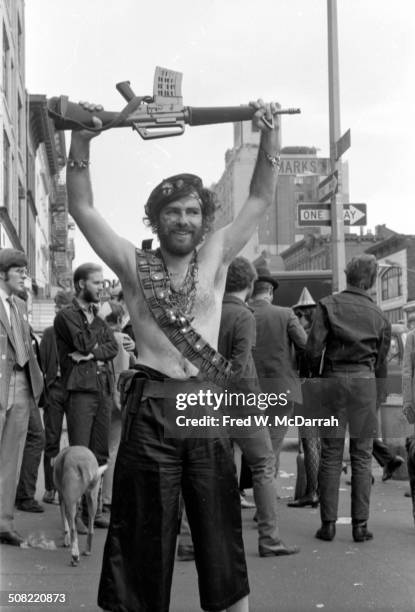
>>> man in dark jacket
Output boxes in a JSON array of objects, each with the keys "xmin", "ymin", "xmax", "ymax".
[
  {"xmin": 251, "ymin": 267, "xmax": 307, "ymax": 474},
  {"xmin": 306, "ymin": 254, "xmax": 391, "ymax": 543},
  {"xmin": 40, "ymin": 291, "xmax": 73, "ymax": 505},
  {"xmin": 54, "ymin": 263, "xmax": 118, "ymax": 527},
  {"xmin": 219, "ymin": 257, "xmax": 299, "ymax": 557}
]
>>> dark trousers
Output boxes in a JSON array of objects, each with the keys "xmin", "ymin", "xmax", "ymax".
[
  {"xmin": 43, "ymin": 380, "xmax": 66, "ymax": 491},
  {"xmin": 66, "ymin": 374, "xmax": 112, "ymax": 466},
  {"xmin": 318, "ymin": 374, "xmax": 376, "ymax": 524},
  {"xmin": 15, "ymin": 402, "xmax": 45, "ymax": 503},
  {"xmin": 98, "ymin": 389, "xmax": 249, "ymax": 612}
]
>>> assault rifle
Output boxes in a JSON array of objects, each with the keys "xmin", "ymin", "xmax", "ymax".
[{"xmin": 47, "ymin": 66, "xmax": 300, "ymax": 140}]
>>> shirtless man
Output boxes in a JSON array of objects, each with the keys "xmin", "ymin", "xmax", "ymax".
[{"xmin": 66, "ymin": 99, "xmax": 281, "ymax": 612}]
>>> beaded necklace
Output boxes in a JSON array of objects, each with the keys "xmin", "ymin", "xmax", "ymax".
[{"xmin": 155, "ymin": 248, "xmax": 199, "ymax": 317}]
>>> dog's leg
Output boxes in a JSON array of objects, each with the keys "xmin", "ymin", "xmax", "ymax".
[
  {"xmin": 64, "ymin": 498, "xmax": 80, "ymax": 566},
  {"xmin": 82, "ymin": 487, "xmax": 98, "ymax": 556},
  {"xmin": 59, "ymin": 494, "xmax": 70, "ymax": 548}
]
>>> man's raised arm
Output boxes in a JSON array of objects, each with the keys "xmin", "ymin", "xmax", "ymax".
[
  {"xmin": 67, "ymin": 109, "xmax": 134, "ymax": 276},
  {"xmin": 220, "ymin": 100, "xmax": 282, "ymax": 263}
]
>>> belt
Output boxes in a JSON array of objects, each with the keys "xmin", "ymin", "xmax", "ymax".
[
  {"xmin": 141, "ymin": 378, "xmax": 219, "ymax": 399},
  {"xmin": 13, "ymin": 362, "xmax": 27, "ymax": 372},
  {"xmin": 326, "ymin": 362, "xmax": 374, "ymax": 372}
]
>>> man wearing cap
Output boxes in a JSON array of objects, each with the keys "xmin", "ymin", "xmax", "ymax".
[
  {"xmin": 250, "ymin": 266, "xmax": 307, "ymax": 475},
  {"xmin": 66, "ymin": 99, "xmax": 281, "ymax": 612},
  {"xmin": 0, "ymin": 249, "xmax": 44, "ymax": 546}
]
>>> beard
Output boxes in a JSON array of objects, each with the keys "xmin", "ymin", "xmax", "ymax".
[
  {"xmin": 158, "ymin": 226, "xmax": 205, "ymax": 255},
  {"xmin": 82, "ymin": 287, "xmax": 100, "ymax": 303}
]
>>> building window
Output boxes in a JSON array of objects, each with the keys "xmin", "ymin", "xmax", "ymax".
[
  {"xmin": 384, "ymin": 308, "xmax": 404, "ymax": 325},
  {"xmin": 381, "ymin": 266, "xmax": 402, "ymax": 301},
  {"xmin": 3, "ymin": 131, "xmax": 10, "ymax": 209}
]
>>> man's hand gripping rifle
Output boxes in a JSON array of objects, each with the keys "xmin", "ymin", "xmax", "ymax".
[{"xmin": 47, "ymin": 67, "xmax": 300, "ymax": 140}]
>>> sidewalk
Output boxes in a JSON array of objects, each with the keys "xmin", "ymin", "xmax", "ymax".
[{"xmin": 1, "ymin": 447, "xmax": 415, "ymax": 612}]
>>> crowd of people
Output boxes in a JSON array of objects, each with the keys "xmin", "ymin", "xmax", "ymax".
[{"xmin": 0, "ymin": 98, "xmax": 414, "ymax": 612}]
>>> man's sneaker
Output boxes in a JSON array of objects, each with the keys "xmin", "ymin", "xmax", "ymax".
[
  {"xmin": 259, "ymin": 540, "xmax": 300, "ymax": 557},
  {"xmin": 94, "ymin": 513, "xmax": 110, "ymax": 528},
  {"xmin": 240, "ymin": 494, "xmax": 256, "ymax": 509},
  {"xmin": 177, "ymin": 543, "xmax": 195, "ymax": 561},
  {"xmin": 16, "ymin": 499, "xmax": 45, "ymax": 513},
  {"xmin": 43, "ymin": 490, "xmax": 57, "ymax": 504}
]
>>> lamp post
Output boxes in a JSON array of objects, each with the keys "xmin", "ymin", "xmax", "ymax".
[{"xmin": 327, "ymin": 0, "xmax": 346, "ymax": 292}]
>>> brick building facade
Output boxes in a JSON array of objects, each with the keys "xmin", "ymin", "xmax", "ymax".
[{"xmin": 280, "ymin": 231, "xmax": 381, "ymax": 271}]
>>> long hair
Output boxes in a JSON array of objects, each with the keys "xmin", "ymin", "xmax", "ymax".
[{"xmin": 143, "ymin": 173, "xmax": 218, "ymax": 236}]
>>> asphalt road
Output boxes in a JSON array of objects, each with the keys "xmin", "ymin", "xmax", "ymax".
[{"xmin": 1, "ymin": 446, "xmax": 414, "ymax": 612}]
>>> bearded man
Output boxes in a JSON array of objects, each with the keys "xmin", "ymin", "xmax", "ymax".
[
  {"xmin": 54, "ymin": 263, "xmax": 119, "ymax": 528},
  {"xmin": 66, "ymin": 99, "xmax": 281, "ymax": 612}
]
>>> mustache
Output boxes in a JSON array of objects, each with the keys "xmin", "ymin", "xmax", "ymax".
[{"xmin": 159, "ymin": 226, "xmax": 194, "ymax": 235}]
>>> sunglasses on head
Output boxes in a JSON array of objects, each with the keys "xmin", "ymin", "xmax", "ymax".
[{"xmin": 159, "ymin": 175, "xmax": 203, "ymax": 197}]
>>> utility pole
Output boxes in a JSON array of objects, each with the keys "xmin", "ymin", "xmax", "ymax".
[{"xmin": 327, "ymin": 0, "xmax": 346, "ymax": 291}]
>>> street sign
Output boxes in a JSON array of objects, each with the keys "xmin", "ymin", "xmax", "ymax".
[
  {"xmin": 318, "ymin": 171, "xmax": 338, "ymax": 202},
  {"xmin": 335, "ymin": 128, "xmax": 351, "ymax": 160},
  {"xmin": 343, "ymin": 204, "xmax": 366, "ymax": 225},
  {"xmin": 298, "ymin": 203, "xmax": 367, "ymax": 227},
  {"xmin": 279, "ymin": 157, "xmax": 330, "ymax": 175}
]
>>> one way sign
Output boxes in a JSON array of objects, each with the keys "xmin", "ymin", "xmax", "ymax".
[
  {"xmin": 343, "ymin": 204, "xmax": 366, "ymax": 225},
  {"xmin": 298, "ymin": 203, "xmax": 367, "ymax": 227}
]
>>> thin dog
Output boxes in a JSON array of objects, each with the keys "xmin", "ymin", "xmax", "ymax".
[{"xmin": 53, "ymin": 446, "xmax": 107, "ymax": 566}]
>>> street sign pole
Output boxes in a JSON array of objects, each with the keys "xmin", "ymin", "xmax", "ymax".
[{"xmin": 327, "ymin": 0, "xmax": 346, "ymax": 292}]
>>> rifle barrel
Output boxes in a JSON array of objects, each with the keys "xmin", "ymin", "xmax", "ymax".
[{"xmin": 186, "ymin": 106, "xmax": 300, "ymax": 126}]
